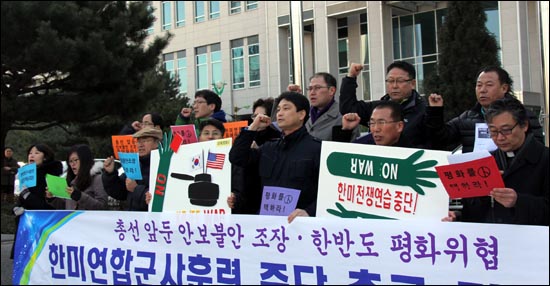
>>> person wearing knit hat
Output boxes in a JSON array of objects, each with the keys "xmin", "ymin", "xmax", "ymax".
[{"xmin": 102, "ymin": 127, "xmax": 163, "ymax": 211}]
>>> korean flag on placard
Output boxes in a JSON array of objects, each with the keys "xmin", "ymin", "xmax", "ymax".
[{"xmin": 191, "ymin": 154, "xmax": 202, "ymax": 171}]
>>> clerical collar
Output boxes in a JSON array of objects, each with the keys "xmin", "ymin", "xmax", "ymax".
[{"xmin": 506, "ymin": 151, "xmax": 515, "ymax": 158}]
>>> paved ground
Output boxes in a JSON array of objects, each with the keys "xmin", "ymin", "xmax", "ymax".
[{"xmin": 1, "ymin": 234, "xmax": 14, "ymax": 285}]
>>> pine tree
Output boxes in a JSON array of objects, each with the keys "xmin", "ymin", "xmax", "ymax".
[
  {"xmin": 1, "ymin": 1, "xmax": 174, "ymax": 152},
  {"xmin": 424, "ymin": 1, "xmax": 500, "ymax": 120}
]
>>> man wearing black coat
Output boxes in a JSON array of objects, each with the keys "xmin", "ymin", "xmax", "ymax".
[
  {"xmin": 444, "ymin": 98, "xmax": 548, "ymax": 225},
  {"xmin": 427, "ymin": 66, "xmax": 543, "ymax": 153},
  {"xmin": 340, "ymin": 61, "xmax": 430, "ymax": 149},
  {"xmin": 103, "ymin": 128, "xmax": 162, "ymax": 211},
  {"xmin": 230, "ymin": 92, "xmax": 321, "ymax": 223},
  {"xmin": 333, "ymin": 101, "xmax": 412, "ymax": 148}
]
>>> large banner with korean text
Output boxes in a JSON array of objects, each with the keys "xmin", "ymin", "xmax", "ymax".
[
  {"xmin": 317, "ymin": 142, "xmax": 451, "ymax": 220},
  {"xmin": 13, "ymin": 210, "xmax": 549, "ymax": 285}
]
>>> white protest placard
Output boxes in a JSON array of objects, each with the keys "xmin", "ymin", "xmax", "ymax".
[
  {"xmin": 473, "ymin": 123, "xmax": 498, "ymax": 152},
  {"xmin": 317, "ymin": 142, "xmax": 450, "ymax": 220},
  {"xmin": 149, "ymin": 138, "xmax": 232, "ymax": 214}
]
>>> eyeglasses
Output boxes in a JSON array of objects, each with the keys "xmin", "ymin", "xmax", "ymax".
[
  {"xmin": 306, "ymin": 86, "xmax": 329, "ymax": 92},
  {"xmin": 367, "ymin": 120, "xmax": 399, "ymax": 128},
  {"xmin": 68, "ymin": 159, "xmax": 80, "ymax": 165},
  {"xmin": 489, "ymin": 122, "xmax": 519, "ymax": 137},
  {"xmin": 251, "ymin": 113, "xmax": 266, "ymax": 120},
  {"xmin": 193, "ymin": 100, "xmax": 208, "ymax": 105},
  {"xmin": 385, "ymin": 78, "xmax": 413, "ymax": 85}
]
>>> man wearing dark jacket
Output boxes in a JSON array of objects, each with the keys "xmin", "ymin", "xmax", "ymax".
[
  {"xmin": 103, "ymin": 127, "xmax": 161, "ymax": 211},
  {"xmin": 175, "ymin": 89, "xmax": 227, "ymax": 135},
  {"xmin": 444, "ymin": 98, "xmax": 548, "ymax": 225},
  {"xmin": 333, "ymin": 101, "xmax": 411, "ymax": 148},
  {"xmin": 340, "ymin": 61, "xmax": 430, "ymax": 149},
  {"xmin": 427, "ymin": 66, "xmax": 543, "ymax": 153},
  {"xmin": 229, "ymin": 91, "xmax": 321, "ymax": 223}
]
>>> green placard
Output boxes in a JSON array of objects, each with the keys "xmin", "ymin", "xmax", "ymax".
[{"xmin": 46, "ymin": 174, "xmax": 70, "ymax": 199}]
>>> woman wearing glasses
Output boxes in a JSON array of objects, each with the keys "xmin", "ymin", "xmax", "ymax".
[{"xmin": 46, "ymin": 144, "xmax": 108, "ymax": 210}]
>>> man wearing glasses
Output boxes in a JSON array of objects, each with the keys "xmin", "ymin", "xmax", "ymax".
[
  {"xmin": 175, "ymin": 89, "xmax": 227, "ymax": 135},
  {"xmin": 289, "ymin": 73, "xmax": 358, "ymax": 141},
  {"xmin": 443, "ymin": 98, "xmax": 548, "ymax": 225},
  {"xmin": 333, "ymin": 101, "xmax": 410, "ymax": 147},
  {"xmin": 103, "ymin": 127, "xmax": 162, "ymax": 211},
  {"xmin": 339, "ymin": 61, "xmax": 430, "ymax": 148},
  {"xmin": 119, "ymin": 112, "xmax": 164, "ymax": 135},
  {"xmin": 427, "ymin": 66, "xmax": 543, "ymax": 153}
]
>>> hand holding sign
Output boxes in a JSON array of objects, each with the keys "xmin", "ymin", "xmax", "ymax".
[
  {"xmin": 260, "ymin": 186, "xmax": 300, "ymax": 216},
  {"xmin": 435, "ymin": 155, "xmax": 504, "ymax": 199},
  {"xmin": 118, "ymin": 152, "xmax": 142, "ymax": 180},
  {"xmin": 46, "ymin": 174, "xmax": 70, "ymax": 199},
  {"xmin": 490, "ymin": 187, "xmax": 517, "ymax": 208}
]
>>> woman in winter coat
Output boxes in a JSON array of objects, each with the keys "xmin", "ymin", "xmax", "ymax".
[
  {"xmin": 12, "ymin": 143, "xmax": 62, "ymax": 259},
  {"xmin": 46, "ymin": 144, "xmax": 108, "ymax": 210}
]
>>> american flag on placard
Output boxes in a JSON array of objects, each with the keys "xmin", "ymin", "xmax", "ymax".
[{"xmin": 206, "ymin": 151, "xmax": 225, "ymax": 170}]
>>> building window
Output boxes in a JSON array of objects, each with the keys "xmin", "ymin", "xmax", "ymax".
[
  {"xmin": 164, "ymin": 50, "xmax": 188, "ymax": 96},
  {"xmin": 196, "ymin": 46, "xmax": 208, "ymax": 89},
  {"xmin": 177, "ymin": 50, "xmax": 187, "ymax": 95},
  {"xmin": 248, "ymin": 36, "xmax": 260, "ymax": 87},
  {"xmin": 360, "ymin": 13, "xmax": 371, "ymax": 101},
  {"xmin": 146, "ymin": 3, "xmax": 154, "ymax": 34},
  {"xmin": 246, "ymin": 1, "xmax": 258, "ymax": 11},
  {"xmin": 163, "ymin": 53, "xmax": 175, "ymax": 76},
  {"xmin": 230, "ymin": 1, "xmax": 241, "ymax": 14},
  {"xmin": 231, "ymin": 39, "xmax": 245, "ymax": 89},
  {"xmin": 231, "ymin": 36, "xmax": 261, "ymax": 89},
  {"xmin": 211, "ymin": 43, "xmax": 222, "ymax": 85},
  {"xmin": 392, "ymin": 11, "xmax": 439, "ymax": 94},
  {"xmin": 161, "ymin": 1, "xmax": 172, "ymax": 30},
  {"xmin": 337, "ymin": 18, "xmax": 349, "ymax": 74},
  {"xmin": 176, "ymin": 1, "xmax": 185, "ymax": 27},
  {"xmin": 195, "ymin": 1, "xmax": 205, "ymax": 23},
  {"xmin": 392, "ymin": 4, "xmax": 500, "ymax": 95},
  {"xmin": 209, "ymin": 1, "xmax": 220, "ymax": 19},
  {"xmin": 483, "ymin": 1, "xmax": 501, "ymax": 60}
]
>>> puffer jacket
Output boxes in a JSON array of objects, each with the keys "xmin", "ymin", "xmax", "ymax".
[
  {"xmin": 339, "ymin": 76, "xmax": 430, "ymax": 148},
  {"xmin": 426, "ymin": 95, "xmax": 544, "ymax": 153}
]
